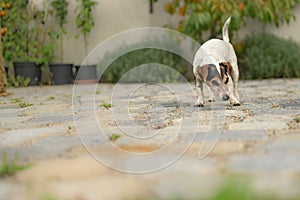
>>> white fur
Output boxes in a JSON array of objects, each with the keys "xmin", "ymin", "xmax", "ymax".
[{"xmin": 193, "ymin": 17, "xmax": 240, "ymax": 106}]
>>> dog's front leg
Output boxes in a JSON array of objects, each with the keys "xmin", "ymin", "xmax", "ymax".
[
  {"xmin": 226, "ymin": 77, "xmax": 240, "ymax": 106},
  {"xmin": 194, "ymin": 78, "xmax": 204, "ymax": 107},
  {"xmin": 232, "ymin": 63, "xmax": 240, "ymax": 101},
  {"xmin": 208, "ymin": 87, "xmax": 216, "ymax": 102}
]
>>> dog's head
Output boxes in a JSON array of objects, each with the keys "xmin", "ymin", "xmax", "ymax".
[{"xmin": 196, "ymin": 62, "xmax": 232, "ymax": 101}]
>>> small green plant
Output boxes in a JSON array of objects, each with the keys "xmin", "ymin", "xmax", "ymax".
[
  {"xmin": 109, "ymin": 134, "xmax": 121, "ymax": 141},
  {"xmin": 11, "ymin": 98, "xmax": 22, "ymax": 103},
  {"xmin": 100, "ymin": 101, "xmax": 112, "ymax": 109},
  {"xmin": 19, "ymin": 102, "xmax": 33, "ymax": 108},
  {"xmin": 12, "ymin": 75, "xmax": 31, "ymax": 87},
  {"xmin": 295, "ymin": 116, "xmax": 300, "ymax": 123},
  {"xmin": 0, "ymin": 152, "xmax": 29, "ymax": 177},
  {"xmin": 48, "ymin": 96, "xmax": 55, "ymax": 100}
]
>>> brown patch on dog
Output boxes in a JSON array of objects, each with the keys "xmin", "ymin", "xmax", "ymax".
[
  {"xmin": 196, "ymin": 64, "xmax": 221, "ymax": 82},
  {"xmin": 196, "ymin": 65, "xmax": 208, "ymax": 81}
]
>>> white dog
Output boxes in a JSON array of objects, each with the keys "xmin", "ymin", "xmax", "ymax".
[{"xmin": 193, "ymin": 17, "xmax": 240, "ymax": 107}]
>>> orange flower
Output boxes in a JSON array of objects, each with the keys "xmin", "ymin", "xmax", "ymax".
[
  {"xmin": 179, "ymin": 5, "xmax": 186, "ymax": 16},
  {"xmin": 164, "ymin": 2, "xmax": 176, "ymax": 15},
  {"xmin": 1, "ymin": 27, "xmax": 7, "ymax": 36},
  {"xmin": 238, "ymin": 2, "xmax": 244, "ymax": 11},
  {"xmin": 0, "ymin": 10, "xmax": 6, "ymax": 17},
  {"xmin": 6, "ymin": 3, "xmax": 11, "ymax": 9}
]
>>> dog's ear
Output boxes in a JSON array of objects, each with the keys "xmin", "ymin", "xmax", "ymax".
[
  {"xmin": 219, "ymin": 62, "xmax": 233, "ymax": 84},
  {"xmin": 219, "ymin": 62, "xmax": 233, "ymax": 77}
]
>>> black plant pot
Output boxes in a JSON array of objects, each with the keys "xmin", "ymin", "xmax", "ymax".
[
  {"xmin": 75, "ymin": 65, "xmax": 98, "ymax": 84},
  {"xmin": 49, "ymin": 63, "xmax": 74, "ymax": 85},
  {"xmin": 13, "ymin": 62, "xmax": 41, "ymax": 86}
]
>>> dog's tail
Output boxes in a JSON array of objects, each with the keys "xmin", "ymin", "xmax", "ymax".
[{"xmin": 222, "ymin": 17, "xmax": 231, "ymax": 42}]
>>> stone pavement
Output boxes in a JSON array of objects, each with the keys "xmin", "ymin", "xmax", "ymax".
[{"xmin": 0, "ymin": 79, "xmax": 299, "ymax": 200}]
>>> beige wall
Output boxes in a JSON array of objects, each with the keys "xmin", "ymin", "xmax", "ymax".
[
  {"xmin": 39, "ymin": 0, "xmax": 300, "ymax": 64},
  {"xmin": 63, "ymin": 0, "xmax": 150, "ymax": 64}
]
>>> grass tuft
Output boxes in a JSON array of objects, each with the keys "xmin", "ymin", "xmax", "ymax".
[
  {"xmin": 100, "ymin": 101, "xmax": 112, "ymax": 109},
  {"xmin": 109, "ymin": 134, "xmax": 121, "ymax": 141},
  {"xmin": 19, "ymin": 102, "xmax": 34, "ymax": 108},
  {"xmin": 0, "ymin": 152, "xmax": 30, "ymax": 177}
]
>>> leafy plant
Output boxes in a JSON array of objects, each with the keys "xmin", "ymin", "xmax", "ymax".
[
  {"xmin": 109, "ymin": 134, "xmax": 121, "ymax": 141},
  {"xmin": 100, "ymin": 101, "xmax": 112, "ymax": 109},
  {"xmin": 75, "ymin": 0, "xmax": 97, "ymax": 55},
  {"xmin": 11, "ymin": 75, "xmax": 31, "ymax": 87},
  {"xmin": 51, "ymin": 0, "xmax": 69, "ymax": 62},
  {"xmin": 237, "ymin": 32, "xmax": 300, "ymax": 79},
  {"xmin": 0, "ymin": 1, "xmax": 10, "ymax": 95},
  {"xmin": 0, "ymin": 152, "xmax": 29, "ymax": 177},
  {"xmin": 159, "ymin": 0, "xmax": 300, "ymax": 42},
  {"xmin": 2, "ymin": 0, "xmax": 55, "ymax": 65}
]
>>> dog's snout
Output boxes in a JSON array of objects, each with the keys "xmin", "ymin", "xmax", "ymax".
[{"xmin": 222, "ymin": 94, "xmax": 230, "ymax": 101}]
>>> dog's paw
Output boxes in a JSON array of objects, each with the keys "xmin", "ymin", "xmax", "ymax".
[
  {"xmin": 194, "ymin": 103, "xmax": 204, "ymax": 107},
  {"xmin": 208, "ymin": 99, "xmax": 216, "ymax": 102},
  {"xmin": 230, "ymin": 98, "xmax": 240, "ymax": 106}
]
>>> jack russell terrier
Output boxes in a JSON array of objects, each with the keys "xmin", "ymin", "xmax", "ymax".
[{"xmin": 193, "ymin": 17, "xmax": 240, "ymax": 107}]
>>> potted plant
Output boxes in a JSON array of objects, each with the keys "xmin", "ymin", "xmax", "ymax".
[
  {"xmin": 49, "ymin": 0, "xmax": 73, "ymax": 85},
  {"xmin": 2, "ymin": 0, "xmax": 53, "ymax": 86},
  {"xmin": 74, "ymin": 0, "xmax": 97, "ymax": 84}
]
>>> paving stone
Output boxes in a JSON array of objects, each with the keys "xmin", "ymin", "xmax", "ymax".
[
  {"xmin": 0, "ymin": 127, "xmax": 66, "ymax": 147},
  {"xmin": 229, "ymin": 121, "xmax": 288, "ymax": 131},
  {"xmin": 187, "ymin": 129, "xmax": 268, "ymax": 142},
  {"xmin": 0, "ymin": 135, "xmax": 81, "ymax": 161},
  {"xmin": 227, "ymin": 153, "xmax": 300, "ymax": 172},
  {"xmin": 30, "ymin": 115, "xmax": 78, "ymax": 123},
  {"xmin": 261, "ymin": 140, "xmax": 300, "ymax": 153}
]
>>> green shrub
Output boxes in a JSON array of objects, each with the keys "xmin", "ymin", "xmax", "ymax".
[
  {"xmin": 98, "ymin": 36, "xmax": 193, "ymax": 83},
  {"xmin": 238, "ymin": 33, "xmax": 300, "ymax": 79},
  {"xmin": 100, "ymin": 48, "xmax": 191, "ymax": 83}
]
